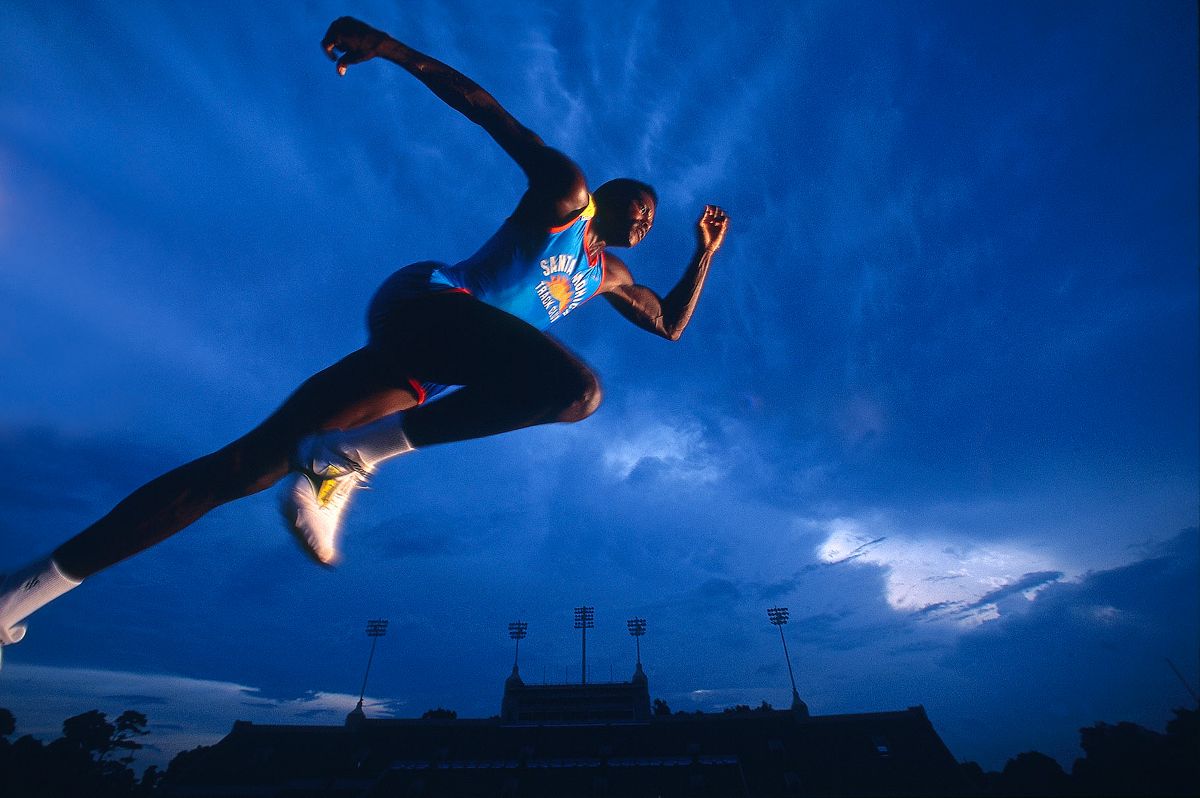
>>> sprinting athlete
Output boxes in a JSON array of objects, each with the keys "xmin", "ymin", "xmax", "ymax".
[{"xmin": 0, "ymin": 17, "xmax": 728, "ymax": 651}]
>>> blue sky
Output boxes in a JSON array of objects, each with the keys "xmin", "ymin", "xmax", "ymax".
[{"xmin": 1, "ymin": 0, "xmax": 1196, "ymax": 774}]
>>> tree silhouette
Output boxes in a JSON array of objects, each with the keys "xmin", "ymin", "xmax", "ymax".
[
  {"xmin": 1162, "ymin": 707, "xmax": 1199, "ymax": 791},
  {"xmin": 0, "ymin": 707, "xmax": 152, "ymax": 798},
  {"xmin": 958, "ymin": 707, "xmax": 1200, "ymax": 797},
  {"xmin": 421, "ymin": 707, "xmax": 457, "ymax": 719},
  {"xmin": 109, "ymin": 710, "xmax": 150, "ymax": 767},
  {"xmin": 1073, "ymin": 707, "xmax": 1199, "ymax": 796},
  {"xmin": 135, "ymin": 765, "xmax": 162, "ymax": 797},
  {"xmin": 160, "ymin": 743, "xmax": 214, "ymax": 791},
  {"xmin": 996, "ymin": 750, "xmax": 1070, "ymax": 796},
  {"xmin": 61, "ymin": 709, "xmax": 115, "ymax": 756}
]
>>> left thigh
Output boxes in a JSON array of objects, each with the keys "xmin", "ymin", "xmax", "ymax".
[{"xmin": 368, "ymin": 291, "xmax": 596, "ymax": 392}]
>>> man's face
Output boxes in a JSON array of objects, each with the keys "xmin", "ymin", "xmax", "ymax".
[{"xmin": 626, "ymin": 191, "xmax": 656, "ymax": 247}]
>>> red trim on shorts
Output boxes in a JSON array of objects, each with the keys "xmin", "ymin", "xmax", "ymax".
[
  {"xmin": 437, "ymin": 287, "xmax": 473, "ymax": 296},
  {"xmin": 408, "ymin": 378, "xmax": 428, "ymax": 406}
]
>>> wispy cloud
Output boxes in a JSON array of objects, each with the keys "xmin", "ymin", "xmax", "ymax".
[
  {"xmin": 812, "ymin": 515, "xmax": 1070, "ymax": 625},
  {"xmin": 519, "ymin": 29, "xmax": 591, "ymax": 154},
  {"xmin": 683, "ymin": 686, "xmax": 792, "ymax": 711},
  {"xmin": 601, "ymin": 418, "xmax": 723, "ymax": 483}
]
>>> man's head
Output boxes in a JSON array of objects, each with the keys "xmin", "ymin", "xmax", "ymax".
[{"xmin": 593, "ymin": 178, "xmax": 657, "ymax": 247}]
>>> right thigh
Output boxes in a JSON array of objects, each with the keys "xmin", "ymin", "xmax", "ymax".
[{"xmin": 243, "ymin": 348, "xmax": 418, "ymax": 451}]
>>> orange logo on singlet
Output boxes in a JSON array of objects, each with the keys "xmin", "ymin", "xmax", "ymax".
[{"xmin": 547, "ymin": 274, "xmax": 573, "ymax": 313}]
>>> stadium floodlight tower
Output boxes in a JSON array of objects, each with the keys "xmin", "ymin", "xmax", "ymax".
[
  {"xmin": 508, "ymin": 620, "xmax": 528, "ymax": 670},
  {"xmin": 574, "ymin": 605, "xmax": 595, "ymax": 685},
  {"xmin": 352, "ymin": 618, "xmax": 389, "ymax": 718},
  {"xmin": 627, "ymin": 616, "xmax": 648, "ymax": 683},
  {"xmin": 626, "ymin": 617, "xmax": 647, "ymax": 666},
  {"xmin": 767, "ymin": 606, "xmax": 809, "ymax": 715}
]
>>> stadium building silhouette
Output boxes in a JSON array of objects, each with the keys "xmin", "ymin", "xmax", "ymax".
[{"xmin": 162, "ymin": 615, "xmax": 969, "ymax": 797}]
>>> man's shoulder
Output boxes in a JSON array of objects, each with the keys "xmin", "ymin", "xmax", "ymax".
[{"xmin": 510, "ymin": 192, "xmax": 591, "ymax": 236}]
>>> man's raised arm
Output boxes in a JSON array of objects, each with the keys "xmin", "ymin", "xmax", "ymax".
[
  {"xmin": 602, "ymin": 206, "xmax": 730, "ymax": 341},
  {"xmin": 321, "ymin": 17, "xmax": 586, "ymax": 221}
]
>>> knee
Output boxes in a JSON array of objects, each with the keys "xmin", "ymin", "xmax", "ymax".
[{"xmin": 551, "ymin": 367, "xmax": 603, "ymax": 423}]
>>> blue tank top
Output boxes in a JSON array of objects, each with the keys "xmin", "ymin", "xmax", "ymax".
[{"xmin": 429, "ymin": 197, "xmax": 605, "ymax": 329}]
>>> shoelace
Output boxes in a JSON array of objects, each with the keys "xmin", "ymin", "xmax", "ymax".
[{"xmin": 307, "ymin": 449, "xmax": 370, "ymax": 480}]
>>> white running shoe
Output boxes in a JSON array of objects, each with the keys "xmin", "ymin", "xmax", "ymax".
[{"xmin": 280, "ymin": 435, "xmax": 372, "ymax": 566}]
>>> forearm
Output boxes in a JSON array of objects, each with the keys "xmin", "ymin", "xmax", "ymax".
[
  {"xmin": 604, "ymin": 206, "xmax": 727, "ymax": 340},
  {"xmin": 659, "ymin": 246, "xmax": 717, "ymax": 341}
]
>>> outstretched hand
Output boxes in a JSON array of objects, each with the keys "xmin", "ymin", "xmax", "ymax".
[
  {"xmin": 321, "ymin": 17, "xmax": 389, "ymax": 76},
  {"xmin": 697, "ymin": 205, "xmax": 730, "ymax": 253}
]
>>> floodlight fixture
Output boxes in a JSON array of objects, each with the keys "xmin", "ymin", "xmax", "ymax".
[{"xmin": 767, "ymin": 606, "xmax": 790, "ymax": 626}]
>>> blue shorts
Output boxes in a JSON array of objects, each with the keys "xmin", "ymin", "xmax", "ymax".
[{"xmin": 366, "ymin": 261, "xmax": 468, "ymax": 404}]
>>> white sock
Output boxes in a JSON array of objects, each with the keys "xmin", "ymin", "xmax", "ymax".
[
  {"xmin": 325, "ymin": 412, "xmax": 414, "ymax": 470},
  {"xmin": 0, "ymin": 556, "xmax": 82, "ymax": 645}
]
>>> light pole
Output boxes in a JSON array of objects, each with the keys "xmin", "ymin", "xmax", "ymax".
[
  {"xmin": 354, "ymin": 618, "xmax": 388, "ymax": 717},
  {"xmin": 626, "ymin": 617, "xmax": 647, "ymax": 667},
  {"xmin": 767, "ymin": 607, "xmax": 807, "ymax": 714},
  {"xmin": 508, "ymin": 621, "xmax": 528, "ymax": 670},
  {"xmin": 574, "ymin": 606, "xmax": 594, "ymax": 684}
]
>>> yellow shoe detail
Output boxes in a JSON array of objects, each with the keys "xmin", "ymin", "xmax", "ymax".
[{"xmin": 315, "ymin": 471, "xmax": 344, "ymax": 508}]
